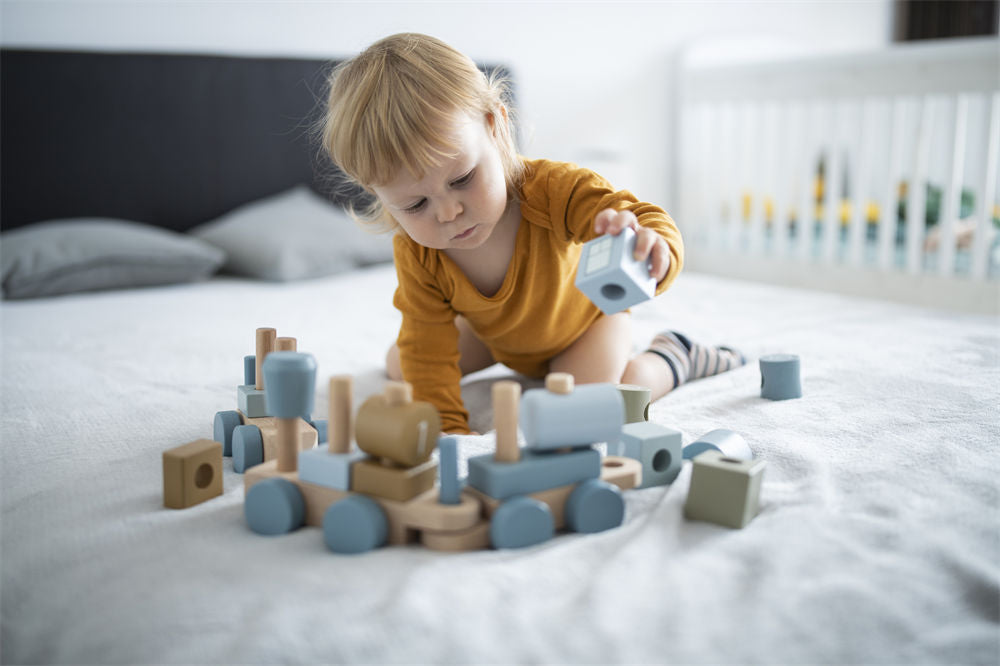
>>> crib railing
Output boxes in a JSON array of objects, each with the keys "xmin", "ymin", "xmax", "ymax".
[{"xmin": 675, "ymin": 37, "xmax": 1000, "ymax": 314}]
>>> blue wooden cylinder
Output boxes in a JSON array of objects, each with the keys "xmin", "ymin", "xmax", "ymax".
[
  {"xmin": 520, "ymin": 383, "xmax": 624, "ymax": 450},
  {"xmin": 760, "ymin": 353, "xmax": 802, "ymax": 400}
]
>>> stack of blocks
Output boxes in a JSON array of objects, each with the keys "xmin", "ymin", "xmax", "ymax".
[{"xmin": 465, "ymin": 374, "xmax": 630, "ymax": 548}]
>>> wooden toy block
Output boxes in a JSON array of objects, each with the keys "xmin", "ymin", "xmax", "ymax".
[
  {"xmin": 467, "ymin": 447, "xmax": 600, "ymax": 500},
  {"xmin": 243, "ymin": 459, "xmax": 348, "ymax": 528},
  {"xmin": 684, "ymin": 450, "xmax": 766, "ymax": 529},
  {"xmin": 565, "ymin": 479, "xmax": 625, "ymax": 534},
  {"xmin": 355, "ymin": 382, "xmax": 440, "ymax": 467},
  {"xmin": 619, "ymin": 421, "xmax": 682, "ymax": 488},
  {"xmin": 760, "ymin": 353, "xmax": 802, "ymax": 400},
  {"xmin": 275, "ymin": 336, "xmax": 297, "ymax": 351},
  {"xmin": 574, "ymin": 227, "xmax": 655, "ymax": 315},
  {"xmin": 467, "ymin": 455, "xmax": 641, "ymax": 529},
  {"xmin": 245, "ymin": 477, "xmax": 305, "ymax": 535},
  {"xmin": 617, "ymin": 384, "xmax": 651, "ymax": 423},
  {"xmin": 328, "ymin": 375, "xmax": 353, "ymax": 454},
  {"xmin": 350, "ymin": 457, "xmax": 438, "ymax": 502},
  {"xmin": 243, "ymin": 355, "xmax": 255, "ymax": 386},
  {"xmin": 323, "ymin": 495, "xmax": 387, "ymax": 554},
  {"xmin": 520, "ymin": 379, "xmax": 624, "ymax": 451},
  {"xmin": 490, "ymin": 496, "xmax": 555, "ymax": 549},
  {"xmin": 255, "ymin": 327, "xmax": 276, "ymax": 391},
  {"xmin": 262, "ymin": 351, "xmax": 317, "ymax": 474},
  {"xmin": 421, "ymin": 519, "xmax": 491, "ymax": 552},
  {"xmin": 213, "ymin": 409, "xmax": 244, "ymax": 456},
  {"xmin": 683, "ymin": 428, "xmax": 753, "ymax": 461},
  {"xmin": 163, "ymin": 439, "xmax": 223, "ymax": 509},
  {"xmin": 237, "ymin": 384, "xmax": 269, "ymax": 418},
  {"xmin": 437, "ymin": 436, "xmax": 462, "ymax": 504},
  {"xmin": 492, "ymin": 380, "xmax": 521, "ymax": 463},
  {"xmin": 298, "ymin": 444, "xmax": 365, "ymax": 491},
  {"xmin": 377, "ymin": 487, "xmax": 481, "ymax": 533}
]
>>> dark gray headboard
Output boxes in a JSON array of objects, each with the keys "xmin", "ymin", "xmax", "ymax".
[{"xmin": 0, "ymin": 49, "xmax": 355, "ymax": 232}]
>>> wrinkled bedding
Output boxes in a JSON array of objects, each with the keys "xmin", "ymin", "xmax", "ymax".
[{"xmin": 2, "ymin": 264, "xmax": 997, "ymax": 664}]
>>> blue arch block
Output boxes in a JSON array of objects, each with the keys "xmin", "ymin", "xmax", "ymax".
[
  {"xmin": 566, "ymin": 479, "xmax": 625, "ymax": 534},
  {"xmin": 232, "ymin": 425, "xmax": 264, "ymax": 473},
  {"xmin": 323, "ymin": 495, "xmax": 388, "ymax": 554},
  {"xmin": 213, "ymin": 410, "xmax": 243, "ymax": 457},
  {"xmin": 245, "ymin": 478, "xmax": 305, "ymax": 535},
  {"xmin": 490, "ymin": 496, "xmax": 555, "ymax": 549}
]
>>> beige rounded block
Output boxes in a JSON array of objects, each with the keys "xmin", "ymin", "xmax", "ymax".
[{"xmin": 545, "ymin": 372, "xmax": 574, "ymax": 395}]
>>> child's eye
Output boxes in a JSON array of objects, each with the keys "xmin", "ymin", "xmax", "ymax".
[
  {"xmin": 451, "ymin": 170, "xmax": 475, "ymax": 187},
  {"xmin": 404, "ymin": 199, "xmax": 427, "ymax": 213}
]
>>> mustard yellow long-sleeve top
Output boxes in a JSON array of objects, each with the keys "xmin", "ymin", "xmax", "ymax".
[{"xmin": 392, "ymin": 158, "xmax": 684, "ymax": 433}]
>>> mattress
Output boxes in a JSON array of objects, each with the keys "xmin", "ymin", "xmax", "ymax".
[{"xmin": 1, "ymin": 264, "xmax": 997, "ymax": 664}]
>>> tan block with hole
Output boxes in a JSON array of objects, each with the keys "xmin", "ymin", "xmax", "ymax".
[{"xmin": 163, "ymin": 439, "xmax": 223, "ymax": 509}]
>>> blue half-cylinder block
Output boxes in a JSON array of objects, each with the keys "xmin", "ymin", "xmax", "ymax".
[
  {"xmin": 237, "ymin": 385, "xmax": 269, "ymax": 418},
  {"xmin": 467, "ymin": 448, "xmax": 600, "ymax": 500},
  {"xmin": 245, "ymin": 478, "xmax": 305, "ymax": 535},
  {"xmin": 232, "ymin": 424, "xmax": 264, "ymax": 473},
  {"xmin": 619, "ymin": 421, "xmax": 682, "ymax": 488},
  {"xmin": 438, "ymin": 436, "xmax": 461, "ymax": 505},
  {"xmin": 760, "ymin": 354, "xmax": 802, "ymax": 400},
  {"xmin": 575, "ymin": 227, "xmax": 656, "ymax": 315},
  {"xmin": 683, "ymin": 428, "xmax": 753, "ymax": 461},
  {"xmin": 520, "ymin": 383, "xmax": 624, "ymax": 451},
  {"xmin": 214, "ymin": 410, "xmax": 243, "ymax": 456},
  {"xmin": 490, "ymin": 496, "xmax": 555, "ymax": 549},
  {"xmin": 298, "ymin": 444, "xmax": 365, "ymax": 491},
  {"xmin": 262, "ymin": 352, "xmax": 317, "ymax": 419},
  {"xmin": 566, "ymin": 479, "xmax": 625, "ymax": 533},
  {"xmin": 243, "ymin": 355, "xmax": 256, "ymax": 386},
  {"xmin": 323, "ymin": 495, "xmax": 388, "ymax": 554}
]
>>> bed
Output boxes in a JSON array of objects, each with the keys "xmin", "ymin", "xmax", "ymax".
[{"xmin": 2, "ymin": 48, "xmax": 998, "ymax": 664}]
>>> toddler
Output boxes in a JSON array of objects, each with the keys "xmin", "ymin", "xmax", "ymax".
[{"xmin": 322, "ymin": 33, "xmax": 743, "ymax": 434}]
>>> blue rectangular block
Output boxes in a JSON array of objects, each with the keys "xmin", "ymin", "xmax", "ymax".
[
  {"xmin": 298, "ymin": 444, "xmax": 365, "ymax": 491},
  {"xmin": 467, "ymin": 448, "xmax": 600, "ymax": 500},
  {"xmin": 238, "ymin": 384, "xmax": 269, "ymax": 418}
]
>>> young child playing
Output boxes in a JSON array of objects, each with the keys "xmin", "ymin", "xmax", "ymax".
[{"xmin": 321, "ymin": 33, "xmax": 744, "ymax": 434}]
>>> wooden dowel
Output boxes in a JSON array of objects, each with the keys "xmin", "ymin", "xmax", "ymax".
[
  {"xmin": 329, "ymin": 375, "xmax": 353, "ymax": 454},
  {"xmin": 276, "ymin": 417, "xmax": 298, "ymax": 472},
  {"xmin": 493, "ymin": 380, "xmax": 520, "ymax": 463},
  {"xmin": 276, "ymin": 337, "xmax": 297, "ymax": 352},
  {"xmin": 255, "ymin": 328, "xmax": 276, "ymax": 391}
]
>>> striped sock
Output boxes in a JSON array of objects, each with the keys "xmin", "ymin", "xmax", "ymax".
[{"xmin": 646, "ymin": 331, "xmax": 746, "ymax": 390}]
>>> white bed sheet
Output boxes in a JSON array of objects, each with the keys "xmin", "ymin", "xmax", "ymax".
[{"xmin": 2, "ymin": 264, "xmax": 997, "ymax": 664}]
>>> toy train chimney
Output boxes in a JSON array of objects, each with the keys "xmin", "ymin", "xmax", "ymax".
[
  {"xmin": 255, "ymin": 327, "xmax": 277, "ymax": 391},
  {"xmin": 262, "ymin": 351, "xmax": 316, "ymax": 473},
  {"xmin": 328, "ymin": 375, "xmax": 353, "ymax": 454}
]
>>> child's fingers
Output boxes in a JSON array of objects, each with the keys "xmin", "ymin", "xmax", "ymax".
[
  {"xmin": 593, "ymin": 208, "xmax": 637, "ymax": 236},
  {"xmin": 647, "ymin": 236, "xmax": 671, "ymax": 281}
]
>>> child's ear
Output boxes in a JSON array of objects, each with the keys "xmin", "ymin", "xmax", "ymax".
[{"xmin": 487, "ymin": 105, "xmax": 509, "ymax": 136}]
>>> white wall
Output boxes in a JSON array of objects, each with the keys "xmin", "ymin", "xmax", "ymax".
[{"xmin": 0, "ymin": 0, "xmax": 893, "ymax": 209}]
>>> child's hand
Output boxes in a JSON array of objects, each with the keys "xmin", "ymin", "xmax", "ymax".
[{"xmin": 593, "ymin": 208, "xmax": 670, "ymax": 282}]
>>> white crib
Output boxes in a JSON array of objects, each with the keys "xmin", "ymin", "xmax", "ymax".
[{"xmin": 674, "ymin": 37, "xmax": 1000, "ymax": 314}]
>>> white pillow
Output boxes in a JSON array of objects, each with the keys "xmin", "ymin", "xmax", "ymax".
[{"xmin": 190, "ymin": 185, "xmax": 393, "ymax": 281}]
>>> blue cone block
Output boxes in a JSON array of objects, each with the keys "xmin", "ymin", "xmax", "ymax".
[
  {"xmin": 245, "ymin": 478, "xmax": 305, "ymax": 535},
  {"xmin": 490, "ymin": 496, "xmax": 555, "ymax": 549},
  {"xmin": 214, "ymin": 410, "xmax": 243, "ymax": 456},
  {"xmin": 243, "ymin": 355, "xmax": 256, "ymax": 386},
  {"xmin": 683, "ymin": 428, "xmax": 753, "ymax": 461},
  {"xmin": 323, "ymin": 495, "xmax": 388, "ymax": 554},
  {"xmin": 232, "ymin": 425, "xmax": 264, "ymax": 473},
  {"xmin": 438, "ymin": 436, "xmax": 461, "ymax": 505},
  {"xmin": 760, "ymin": 353, "xmax": 802, "ymax": 400},
  {"xmin": 262, "ymin": 352, "xmax": 317, "ymax": 419},
  {"xmin": 566, "ymin": 479, "xmax": 625, "ymax": 533}
]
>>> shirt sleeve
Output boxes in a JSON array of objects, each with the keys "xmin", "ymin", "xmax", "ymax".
[
  {"xmin": 526, "ymin": 160, "xmax": 684, "ymax": 295},
  {"xmin": 391, "ymin": 236, "xmax": 471, "ymax": 434}
]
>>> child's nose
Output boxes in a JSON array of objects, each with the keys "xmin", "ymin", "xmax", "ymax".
[{"xmin": 436, "ymin": 198, "xmax": 463, "ymax": 224}]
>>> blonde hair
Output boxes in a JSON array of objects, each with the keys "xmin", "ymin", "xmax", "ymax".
[{"xmin": 321, "ymin": 33, "xmax": 525, "ymax": 233}]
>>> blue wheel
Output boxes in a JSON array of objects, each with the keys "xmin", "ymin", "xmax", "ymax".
[
  {"xmin": 566, "ymin": 479, "xmax": 624, "ymax": 534},
  {"xmin": 213, "ymin": 410, "xmax": 243, "ymax": 456},
  {"xmin": 232, "ymin": 425, "xmax": 264, "ymax": 473},
  {"xmin": 245, "ymin": 478, "xmax": 305, "ymax": 535},
  {"xmin": 323, "ymin": 495, "xmax": 388, "ymax": 554},
  {"xmin": 490, "ymin": 496, "xmax": 554, "ymax": 549}
]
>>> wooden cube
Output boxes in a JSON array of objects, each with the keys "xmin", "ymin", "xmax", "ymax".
[
  {"xmin": 684, "ymin": 451, "xmax": 766, "ymax": 528},
  {"xmin": 163, "ymin": 439, "xmax": 223, "ymax": 509}
]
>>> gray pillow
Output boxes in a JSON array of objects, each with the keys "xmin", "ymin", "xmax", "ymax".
[
  {"xmin": 190, "ymin": 185, "xmax": 394, "ymax": 281},
  {"xmin": 1, "ymin": 219, "xmax": 226, "ymax": 299}
]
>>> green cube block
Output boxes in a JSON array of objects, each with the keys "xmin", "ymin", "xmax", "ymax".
[{"xmin": 684, "ymin": 450, "xmax": 766, "ymax": 529}]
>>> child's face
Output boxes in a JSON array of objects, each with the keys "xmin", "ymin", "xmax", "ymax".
[{"xmin": 372, "ymin": 111, "xmax": 511, "ymax": 251}]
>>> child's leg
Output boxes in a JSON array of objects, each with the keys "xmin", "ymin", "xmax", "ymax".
[
  {"xmin": 623, "ymin": 331, "xmax": 745, "ymax": 401},
  {"xmin": 386, "ymin": 316, "xmax": 496, "ymax": 381},
  {"xmin": 548, "ymin": 312, "xmax": 633, "ymax": 383}
]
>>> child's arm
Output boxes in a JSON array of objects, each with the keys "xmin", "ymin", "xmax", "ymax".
[{"xmin": 392, "ymin": 238, "xmax": 471, "ymax": 434}]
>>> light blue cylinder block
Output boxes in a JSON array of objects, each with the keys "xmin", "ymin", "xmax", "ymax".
[
  {"xmin": 245, "ymin": 478, "xmax": 305, "ymax": 535},
  {"xmin": 232, "ymin": 425, "xmax": 264, "ymax": 473},
  {"xmin": 243, "ymin": 355, "xmax": 256, "ymax": 386},
  {"xmin": 566, "ymin": 479, "xmax": 625, "ymax": 533},
  {"xmin": 520, "ymin": 383, "xmax": 624, "ymax": 450},
  {"xmin": 262, "ymin": 352, "xmax": 317, "ymax": 419},
  {"xmin": 760, "ymin": 353, "xmax": 802, "ymax": 400},
  {"xmin": 323, "ymin": 495, "xmax": 388, "ymax": 554}
]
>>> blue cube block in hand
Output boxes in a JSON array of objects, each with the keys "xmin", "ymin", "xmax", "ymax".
[{"xmin": 575, "ymin": 227, "xmax": 656, "ymax": 315}]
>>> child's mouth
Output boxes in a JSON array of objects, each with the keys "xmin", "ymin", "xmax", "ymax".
[{"xmin": 452, "ymin": 225, "xmax": 478, "ymax": 240}]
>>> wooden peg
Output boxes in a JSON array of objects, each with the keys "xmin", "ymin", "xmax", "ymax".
[
  {"xmin": 545, "ymin": 372, "xmax": 574, "ymax": 395},
  {"xmin": 384, "ymin": 381, "xmax": 413, "ymax": 407},
  {"xmin": 276, "ymin": 337, "xmax": 297, "ymax": 352},
  {"xmin": 493, "ymin": 380, "xmax": 521, "ymax": 463},
  {"xmin": 255, "ymin": 327, "xmax": 276, "ymax": 391},
  {"xmin": 329, "ymin": 375, "xmax": 353, "ymax": 454}
]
